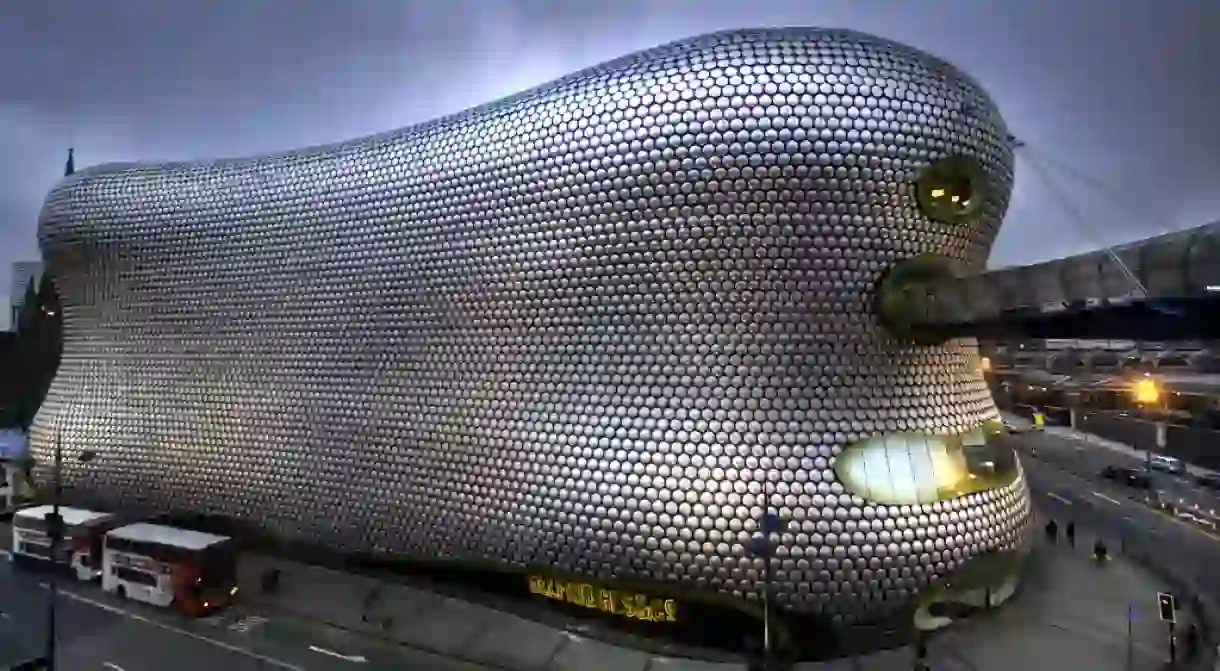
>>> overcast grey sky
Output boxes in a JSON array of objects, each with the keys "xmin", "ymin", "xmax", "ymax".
[{"xmin": 1, "ymin": 0, "xmax": 1217, "ymax": 324}]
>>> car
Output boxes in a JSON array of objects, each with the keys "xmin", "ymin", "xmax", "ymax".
[
  {"xmin": 1100, "ymin": 465, "xmax": 1152, "ymax": 489},
  {"xmin": 1149, "ymin": 454, "xmax": 1186, "ymax": 476},
  {"xmin": 1195, "ymin": 473, "xmax": 1220, "ymax": 490}
]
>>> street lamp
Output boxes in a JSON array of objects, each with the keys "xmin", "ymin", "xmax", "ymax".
[
  {"xmin": 1128, "ymin": 376, "xmax": 1164, "ymax": 504},
  {"xmin": 1131, "ymin": 377, "xmax": 1161, "ymax": 406},
  {"xmin": 43, "ymin": 428, "xmax": 96, "ymax": 670},
  {"xmin": 748, "ymin": 510, "xmax": 786, "ymax": 670}
]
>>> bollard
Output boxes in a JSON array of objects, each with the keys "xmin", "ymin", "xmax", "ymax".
[
  {"xmin": 913, "ymin": 638, "xmax": 930, "ymax": 671},
  {"xmin": 261, "ymin": 567, "xmax": 281, "ymax": 594}
]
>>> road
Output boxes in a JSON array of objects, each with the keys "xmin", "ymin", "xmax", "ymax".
[
  {"xmin": 1017, "ymin": 431, "xmax": 1220, "ymax": 628},
  {"xmin": 1019, "ymin": 425, "xmax": 1220, "ymax": 523},
  {"xmin": 0, "ymin": 555, "xmax": 489, "ymax": 671}
]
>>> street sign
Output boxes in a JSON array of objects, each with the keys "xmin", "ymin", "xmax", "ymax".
[
  {"xmin": 760, "ymin": 511, "xmax": 784, "ymax": 535},
  {"xmin": 1158, "ymin": 592, "xmax": 1177, "ymax": 623}
]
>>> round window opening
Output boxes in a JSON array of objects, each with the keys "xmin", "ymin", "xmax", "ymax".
[{"xmin": 916, "ymin": 155, "xmax": 988, "ymax": 225}]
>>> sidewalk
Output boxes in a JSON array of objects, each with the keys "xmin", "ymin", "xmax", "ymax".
[{"xmin": 236, "ymin": 527, "xmax": 1197, "ymax": 670}]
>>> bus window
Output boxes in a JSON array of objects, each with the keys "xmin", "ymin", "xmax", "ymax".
[{"xmin": 112, "ymin": 566, "xmax": 158, "ymax": 587}]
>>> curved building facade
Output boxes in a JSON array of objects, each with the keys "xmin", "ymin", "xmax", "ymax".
[{"xmin": 36, "ymin": 27, "xmax": 1032, "ymax": 625}]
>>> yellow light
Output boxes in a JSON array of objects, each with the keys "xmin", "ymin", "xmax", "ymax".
[
  {"xmin": 980, "ymin": 357, "xmax": 992, "ymax": 372},
  {"xmin": 1132, "ymin": 378, "xmax": 1160, "ymax": 405}
]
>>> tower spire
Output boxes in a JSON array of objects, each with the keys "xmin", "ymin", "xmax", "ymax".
[{"xmin": 64, "ymin": 147, "xmax": 74, "ymax": 177}]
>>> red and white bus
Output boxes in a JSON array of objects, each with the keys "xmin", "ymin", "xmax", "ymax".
[
  {"xmin": 11, "ymin": 505, "xmax": 120, "ymax": 581},
  {"xmin": 102, "ymin": 523, "xmax": 239, "ymax": 616}
]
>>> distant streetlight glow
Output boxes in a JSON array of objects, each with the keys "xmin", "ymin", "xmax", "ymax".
[
  {"xmin": 1132, "ymin": 378, "xmax": 1161, "ymax": 405},
  {"xmin": 980, "ymin": 357, "xmax": 992, "ymax": 372}
]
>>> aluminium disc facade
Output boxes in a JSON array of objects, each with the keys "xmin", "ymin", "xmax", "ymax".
[{"xmin": 35, "ymin": 27, "xmax": 1032, "ymax": 624}]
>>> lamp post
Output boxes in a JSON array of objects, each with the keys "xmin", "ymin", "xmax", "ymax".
[
  {"xmin": 748, "ymin": 510, "xmax": 786, "ymax": 670},
  {"xmin": 43, "ymin": 428, "xmax": 95, "ymax": 670}
]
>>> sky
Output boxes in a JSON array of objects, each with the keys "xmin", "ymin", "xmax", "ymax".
[{"xmin": 1, "ymin": 0, "xmax": 1217, "ymax": 326}]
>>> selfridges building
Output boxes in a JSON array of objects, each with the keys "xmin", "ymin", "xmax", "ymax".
[{"xmin": 35, "ymin": 27, "xmax": 1033, "ymax": 627}]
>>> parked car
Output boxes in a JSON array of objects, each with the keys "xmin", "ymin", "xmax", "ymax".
[
  {"xmin": 1149, "ymin": 454, "xmax": 1186, "ymax": 476},
  {"xmin": 1100, "ymin": 465, "xmax": 1152, "ymax": 489}
]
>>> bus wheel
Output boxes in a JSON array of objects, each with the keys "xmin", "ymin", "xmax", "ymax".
[{"xmin": 116, "ymin": 585, "xmax": 126, "ymax": 600}]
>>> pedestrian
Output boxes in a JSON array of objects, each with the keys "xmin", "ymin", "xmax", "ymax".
[
  {"xmin": 1045, "ymin": 519, "xmax": 1058, "ymax": 543},
  {"xmin": 362, "ymin": 585, "xmax": 382, "ymax": 623},
  {"xmin": 1066, "ymin": 522, "xmax": 1075, "ymax": 547},
  {"xmin": 1185, "ymin": 623, "xmax": 1199, "ymax": 657}
]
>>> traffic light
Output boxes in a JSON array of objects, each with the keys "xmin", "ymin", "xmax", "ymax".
[{"xmin": 1158, "ymin": 592, "xmax": 1177, "ymax": 623}]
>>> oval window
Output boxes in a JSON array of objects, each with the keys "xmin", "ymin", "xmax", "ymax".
[
  {"xmin": 915, "ymin": 155, "xmax": 988, "ymax": 225},
  {"xmin": 833, "ymin": 424, "xmax": 1019, "ymax": 506}
]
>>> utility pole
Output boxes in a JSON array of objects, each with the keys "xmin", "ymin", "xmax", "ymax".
[{"xmin": 43, "ymin": 429, "xmax": 64, "ymax": 670}]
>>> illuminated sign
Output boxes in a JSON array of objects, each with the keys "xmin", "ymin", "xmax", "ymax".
[{"xmin": 528, "ymin": 575, "xmax": 677, "ymax": 623}]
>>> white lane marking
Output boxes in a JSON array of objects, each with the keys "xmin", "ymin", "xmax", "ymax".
[
  {"xmin": 1093, "ymin": 492, "xmax": 1124, "ymax": 506},
  {"xmin": 104, "ymin": 663, "xmax": 127, "ymax": 671},
  {"xmin": 55, "ymin": 591, "xmax": 305, "ymax": 671},
  {"xmin": 1047, "ymin": 492, "xmax": 1073, "ymax": 505},
  {"xmin": 308, "ymin": 645, "xmax": 369, "ymax": 663}
]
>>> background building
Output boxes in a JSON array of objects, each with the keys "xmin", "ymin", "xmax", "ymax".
[{"xmin": 9, "ymin": 261, "xmax": 42, "ymax": 332}]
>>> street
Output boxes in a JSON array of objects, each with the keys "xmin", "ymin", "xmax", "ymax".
[
  {"xmin": 1018, "ymin": 432, "xmax": 1220, "ymax": 622},
  {"xmin": 0, "ymin": 556, "xmax": 490, "ymax": 671},
  {"xmin": 3, "ymin": 426, "xmax": 1220, "ymax": 671},
  {"xmin": 1020, "ymin": 425, "xmax": 1220, "ymax": 522}
]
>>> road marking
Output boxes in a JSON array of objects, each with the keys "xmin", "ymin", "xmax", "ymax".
[
  {"xmin": 1093, "ymin": 492, "xmax": 1123, "ymax": 506},
  {"xmin": 308, "ymin": 645, "xmax": 369, "ymax": 663},
  {"xmin": 104, "ymin": 663, "xmax": 127, "ymax": 671},
  {"xmin": 56, "ymin": 591, "xmax": 305, "ymax": 671},
  {"xmin": 1047, "ymin": 492, "xmax": 1073, "ymax": 505}
]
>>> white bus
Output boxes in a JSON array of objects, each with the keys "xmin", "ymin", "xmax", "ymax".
[
  {"xmin": 102, "ymin": 523, "xmax": 239, "ymax": 616},
  {"xmin": 11, "ymin": 505, "xmax": 120, "ymax": 581}
]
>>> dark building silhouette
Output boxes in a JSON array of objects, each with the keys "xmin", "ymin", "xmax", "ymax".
[{"xmin": 9, "ymin": 274, "xmax": 62, "ymax": 430}]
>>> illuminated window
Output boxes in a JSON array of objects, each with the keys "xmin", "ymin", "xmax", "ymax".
[
  {"xmin": 915, "ymin": 155, "xmax": 988, "ymax": 225},
  {"xmin": 834, "ymin": 424, "xmax": 1018, "ymax": 505}
]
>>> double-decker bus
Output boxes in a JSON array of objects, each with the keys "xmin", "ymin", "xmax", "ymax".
[
  {"xmin": 102, "ymin": 523, "xmax": 239, "ymax": 616},
  {"xmin": 11, "ymin": 505, "xmax": 120, "ymax": 581}
]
